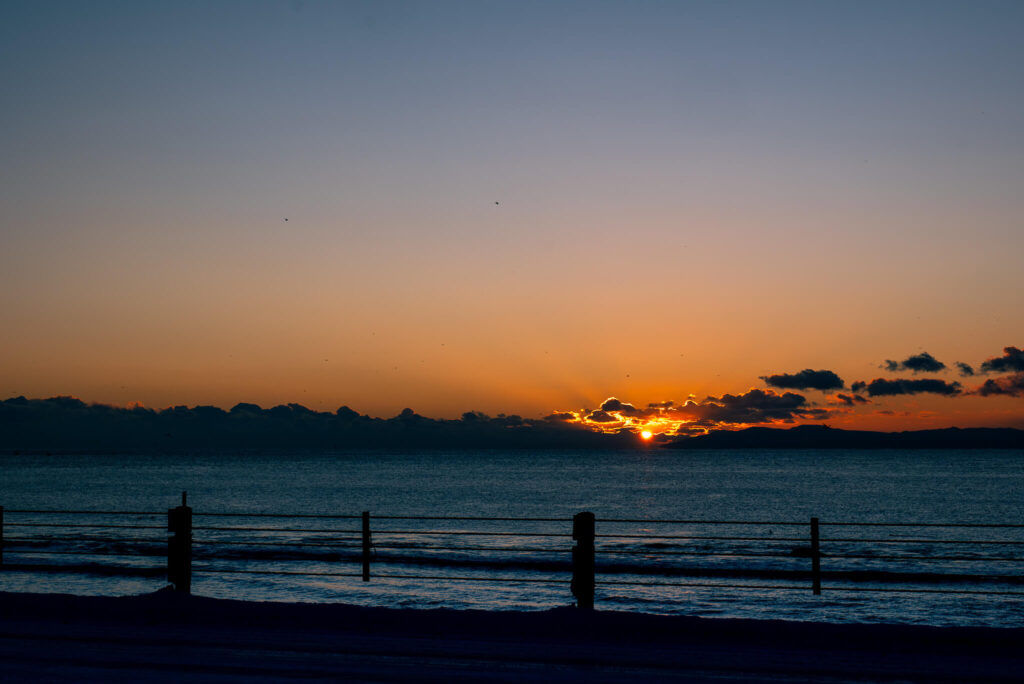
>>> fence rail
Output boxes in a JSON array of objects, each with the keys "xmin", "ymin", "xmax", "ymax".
[{"xmin": 1, "ymin": 496, "xmax": 1023, "ymax": 612}]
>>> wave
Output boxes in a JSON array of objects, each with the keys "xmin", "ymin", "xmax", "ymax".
[
  {"xmin": 6, "ymin": 547, "xmax": 1022, "ymax": 587},
  {"xmin": 5, "ymin": 526, "xmax": 1022, "ymax": 591},
  {"xmin": 2, "ymin": 562, "xmax": 165, "ymax": 577}
]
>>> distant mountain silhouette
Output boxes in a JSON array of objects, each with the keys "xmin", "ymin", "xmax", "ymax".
[
  {"xmin": 0, "ymin": 396, "xmax": 637, "ymax": 452},
  {"xmin": 4, "ymin": 396, "xmax": 1022, "ymax": 452},
  {"xmin": 664, "ymin": 424, "xmax": 1024, "ymax": 450}
]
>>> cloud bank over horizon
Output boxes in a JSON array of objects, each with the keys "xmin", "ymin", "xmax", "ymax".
[
  {"xmin": 0, "ymin": 395, "xmax": 637, "ymax": 451},
  {"xmin": 546, "ymin": 345, "xmax": 1024, "ymax": 435},
  {"xmin": 4, "ymin": 344, "xmax": 1022, "ymax": 442}
]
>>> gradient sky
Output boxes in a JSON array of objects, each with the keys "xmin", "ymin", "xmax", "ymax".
[{"xmin": 2, "ymin": 1, "xmax": 1023, "ymax": 431}]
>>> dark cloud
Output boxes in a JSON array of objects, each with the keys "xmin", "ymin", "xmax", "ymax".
[
  {"xmin": 599, "ymin": 398, "xmax": 623, "ymax": 411},
  {"xmin": 676, "ymin": 389, "xmax": 815, "ymax": 425},
  {"xmin": 852, "ymin": 378, "xmax": 962, "ymax": 397},
  {"xmin": 335, "ymin": 405, "xmax": 360, "ymax": 420},
  {"xmin": 760, "ymin": 369, "xmax": 844, "ymax": 391},
  {"xmin": 543, "ymin": 412, "xmax": 576, "ymax": 422},
  {"xmin": 673, "ymin": 423, "xmax": 710, "ymax": 437},
  {"xmin": 598, "ymin": 397, "xmax": 655, "ymax": 418},
  {"xmin": 0, "ymin": 396, "xmax": 637, "ymax": 451},
  {"xmin": 955, "ymin": 362, "xmax": 975, "ymax": 377},
  {"xmin": 979, "ymin": 346, "xmax": 1024, "ymax": 374},
  {"xmin": 974, "ymin": 372, "xmax": 1024, "ymax": 397},
  {"xmin": 568, "ymin": 389, "xmax": 840, "ymax": 436},
  {"xmin": 830, "ymin": 393, "xmax": 870, "ymax": 406},
  {"xmin": 883, "ymin": 352, "xmax": 946, "ymax": 374},
  {"xmin": 493, "ymin": 413, "xmax": 525, "ymax": 427}
]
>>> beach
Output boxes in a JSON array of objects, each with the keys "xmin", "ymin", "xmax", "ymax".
[{"xmin": 1, "ymin": 590, "xmax": 1021, "ymax": 682}]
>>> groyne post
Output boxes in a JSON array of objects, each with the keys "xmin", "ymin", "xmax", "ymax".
[
  {"xmin": 361, "ymin": 511, "xmax": 371, "ymax": 581},
  {"xmin": 168, "ymin": 491, "xmax": 192, "ymax": 593},
  {"xmin": 811, "ymin": 516, "xmax": 821, "ymax": 595},
  {"xmin": 571, "ymin": 511, "xmax": 596, "ymax": 610}
]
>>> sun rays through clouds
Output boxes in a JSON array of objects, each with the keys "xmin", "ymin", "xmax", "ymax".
[{"xmin": 547, "ymin": 346, "xmax": 1024, "ymax": 437}]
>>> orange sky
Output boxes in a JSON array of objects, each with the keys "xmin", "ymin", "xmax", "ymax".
[{"xmin": 2, "ymin": 3, "xmax": 1023, "ymax": 433}]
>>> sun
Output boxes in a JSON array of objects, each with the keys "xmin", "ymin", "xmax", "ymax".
[{"xmin": 640, "ymin": 430, "xmax": 653, "ymax": 440}]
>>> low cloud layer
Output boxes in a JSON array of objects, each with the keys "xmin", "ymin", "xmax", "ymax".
[
  {"xmin": 684, "ymin": 389, "xmax": 822, "ymax": 424},
  {"xmin": 550, "ymin": 343, "xmax": 1024, "ymax": 439},
  {"xmin": 0, "ymin": 396, "xmax": 636, "ymax": 451},
  {"xmin": 760, "ymin": 369, "xmax": 844, "ymax": 391},
  {"xmin": 8, "ymin": 343, "xmax": 1023, "ymax": 450},
  {"xmin": 553, "ymin": 389, "xmax": 834, "ymax": 438}
]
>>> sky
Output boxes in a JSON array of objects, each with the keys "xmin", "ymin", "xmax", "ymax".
[{"xmin": 2, "ymin": 0, "xmax": 1023, "ymax": 435}]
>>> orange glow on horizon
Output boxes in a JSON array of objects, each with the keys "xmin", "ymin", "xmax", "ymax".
[{"xmin": 550, "ymin": 397, "xmax": 704, "ymax": 437}]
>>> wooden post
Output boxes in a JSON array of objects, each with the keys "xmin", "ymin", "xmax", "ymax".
[
  {"xmin": 571, "ymin": 512, "xmax": 596, "ymax": 610},
  {"xmin": 361, "ymin": 511, "xmax": 371, "ymax": 582},
  {"xmin": 811, "ymin": 516, "xmax": 821, "ymax": 595},
  {"xmin": 168, "ymin": 491, "xmax": 192, "ymax": 593}
]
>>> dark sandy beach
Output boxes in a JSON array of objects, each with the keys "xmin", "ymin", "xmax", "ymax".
[{"xmin": 0, "ymin": 590, "xmax": 1021, "ymax": 682}]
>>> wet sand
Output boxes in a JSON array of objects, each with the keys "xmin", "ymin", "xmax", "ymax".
[{"xmin": 0, "ymin": 590, "xmax": 1021, "ymax": 682}]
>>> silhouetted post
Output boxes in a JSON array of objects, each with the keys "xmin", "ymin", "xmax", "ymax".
[
  {"xmin": 168, "ymin": 491, "xmax": 192, "ymax": 593},
  {"xmin": 810, "ymin": 516, "xmax": 821, "ymax": 595},
  {"xmin": 361, "ymin": 511, "xmax": 371, "ymax": 581},
  {"xmin": 0, "ymin": 505, "xmax": 4, "ymax": 566},
  {"xmin": 571, "ymin": 512, "xmax": 596, "ymax": 610}
]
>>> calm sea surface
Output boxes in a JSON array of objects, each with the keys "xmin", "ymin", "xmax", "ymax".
[{"xmin": 2, "ymin": 449, "xmax": 1022, "ymax": 626}]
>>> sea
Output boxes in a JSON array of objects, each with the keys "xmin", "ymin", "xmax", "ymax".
[{"xmin": 1, "ymin": 448, "xmax": 1022, "ymax": 627}]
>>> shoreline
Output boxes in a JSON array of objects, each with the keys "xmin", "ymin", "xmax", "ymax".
[{"xmin": 1, "ymin": 590, "xmax": 1022, "ymax": 682}]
